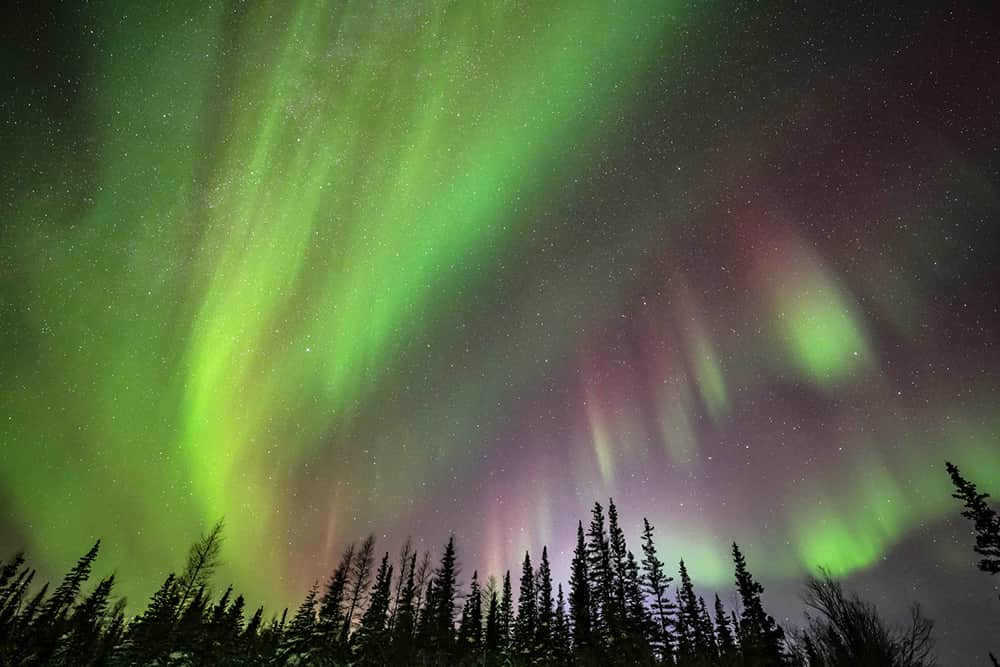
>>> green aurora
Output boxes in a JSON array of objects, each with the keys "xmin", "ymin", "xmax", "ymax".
[{"xmin": 2, "ymin": 2, "xmax": 999, "ymax": 647}]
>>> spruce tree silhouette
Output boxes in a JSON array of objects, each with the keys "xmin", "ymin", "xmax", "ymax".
[
  {"xmin": 732, "ymin": 542, "xmax": 786, "ymax": 666},
  {"xmin": 387, "ymin": 537, "xmax": 414, "ymax": 634},
  {"xmin": 623, "ymin": 549, "xmax": 655, "ymax": 665},
  {"xmin": 946, "ymin": 461, "xmax": 1000, "ymax": 574},
  {"xmin": 513, "ymin": 550, "xmax": 536, "ymax": 662},
  {"xmin": 676, "ymin": 558, "xmax": 706, "ymax": 661},
  {"xmin": 0, "ymin": 553, "xmax": 33, "ymax": 649},
  {"xmin": 640, "ymin": 517, "xmax": 675, "ymax": 663},
  {"xmin": 536, "ymin": 546, "xmax": 555, "ymax": 663},
  {"xmin": 242, "ymin": 605, "xmax": 263, "ymax": 658},
  {"xmin": 175, "ymin": 520, "xmax": 223, "ymax": 615},
  {"xmin": 607, "ymin": 499, "xmax": 629, "ymax": 648},
  {"xmin": 126, "ymin": 572, "xmax": 181, "ymax": 663},
  {"xmin": 457, "ymin": 568, "xmax": 482, "ymax": 659},
  {"xmin": 499, "ymin": 569, "xmax": 513, "ymax": 659},
  {"xmin": 29, "ymin": 541, "xmax": 101, "ymax": 663},
  {"xmin": 95, "ymin": 597, "xmax": 126, "ymax": 664},
  {"xmin": 0, "ymin": 496, "xmax": 956, "ymax": 666},
  {"xmin": 341, "ymin": 534, "xmax": 375, "ymax": 644},
  {"xmin": 945, "ymin": 461, "xmax": 1000, "ymax": 666},
  {"xmin": 318, "ymin": 541, "xmax": 354, "ymax": 657},
  {"xmin": 553, "ymin": 583, "xmax": 572, "ymax": 665},
  {"xmin": 428, "ymin": 535, "xmax": 458, "ymax": 661},
  {"xmin": 697, "ymin": 596, "xmax": 717, "ymax": 659},
  {"xmin": 389, "ymin": 552, "xmax": 418, "ymax": 664},
  {"xmin": 175, "ymin": 585, "xmax": 208, "ymax": 654},
  {"xmin": 355, "ymin": 552, "xmax": 393, "ymax": 664},
  {"xmin": 714, "ymin": 593, "xmax": 737, "ymax": 661},
  {"xmin": 407, "ymin": 549, "xmax": 432, "ymax": 658},
  {"xmin": 281, "ymin": 580, "xmax": 318, "ymax": 661},
  {"xmin": 483, "ymin": 581, "xmax": 501, "ymax": 665},
  {"xmin": 60, "ymin": 574, "xmax": 115, "ymax": 664},
  {"xmin": 586, "ymin": 501, "xmax": 613, "ymax": 654},
  {"xmin": 569, "ymin": 520, "xmax": 594, "ymax": 661}
]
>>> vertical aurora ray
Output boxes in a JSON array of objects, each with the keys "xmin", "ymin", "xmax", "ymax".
[
  {"xmin": 2, "ymin": 0, "xmax": 687, "ymax": 605},
  {"xmin": 676, "ymin": 287, "xmax": 729, "ymax": 422},
  {"xmin": 655, "ymin": 371, "xmax": 699, "ymax": 465},
  {"xmin": 755, "ymin": 228, "xmax": 874, "ymax": 387},
  {"xmin": 585, "ymin": 393, "xmax": 617, "ymax": 487},
  {"xmin": 174, "ymin": 0, "xmax": 680, "ymax": 593}
]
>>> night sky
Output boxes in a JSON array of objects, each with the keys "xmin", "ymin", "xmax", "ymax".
[{"xmin": 2, "ymin": 2, "xmax": 999, "ymax": 664}]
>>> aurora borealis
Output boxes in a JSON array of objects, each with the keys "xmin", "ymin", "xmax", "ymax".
[{"xmin": 2, "ymin": 1, "xmax": 999, "ymax": 663}]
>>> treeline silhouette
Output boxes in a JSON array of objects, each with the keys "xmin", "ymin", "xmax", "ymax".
[{"xmin": 0, "ymin": 462, "xmax": 995, "ymax": 666}]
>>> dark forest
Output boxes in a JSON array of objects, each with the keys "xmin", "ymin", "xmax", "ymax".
[{"xmin": 0, "ymin": 463, "xmax": 995, "ymax": 666}]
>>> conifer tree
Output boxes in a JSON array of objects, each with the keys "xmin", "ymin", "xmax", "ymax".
[
  {"xmin": 18, "ymin": 582, "xmax": 48, "ymax": 637},
  {"xmin": 0, "ymin": 554, "xmax": 29, "ymax": 641},
  {"xmin": 0, "ymin": 558, "xmax": 32, "ymax": 646},
  {"xmin": 127, "ymin": 573, "xmax": 181, "ymax": 663},
  {"xmin": 0, "ymin": 554, "xmax": 25, "ymax": 606},
  {"xmin": 355, "ymin": 551, "xmax": 393, "ymax": 663},
  {"xmin": 176, "ymin": 520, "xmax": 224, "ymax": 614},
  {"xmin": 677, "ymin": 560, "xmax": 710, "ymax": 659},
  {"xmin": 624, "ymin": 550, "xmax": 654, "ymax": 663},
  {"xmin": 61, "ymin": 573, "xmax": 115, "ymax": 663},
  {"xmin": 415, "ymin": 577, "xmax": 436, "ymax": 652},
  {"xmin": 259, "ymin": 613, "xmax": 287, "ymax": 663},
  {"xmin": 388, "ymin": 537, "xmax": 414, "ymax": 632},
  {"xmin": 514, "ymin": 551, "xmax": 537, "ymax": 662},
  {"xmin": 553, "ymin": 583, "xmax": 572, "ymax": 666},
  {"xmin": 697, "ymin": 596, "xmax": 717, "ymax": 658},
  {"xmin": 413, "ymin": 550, "xmax": 432, "ymax": 608},
  {"xmin": 176, "ymin": 585, "xmax": 208, "ymax": 655},
  {"xmin": 587, "ymin": 502, "xmax": 614, "ymax": 649},
  {"xmin": 674, "ymin": 587, "xmax": 693, "ymax": 663},
  {"xmin": 390, "ymin": 552, "xmax": 418, "ymax": 663},
  {"xmin": 499, "ymin": 570, "xmax": 514, "ymax": 657},
  {"xmin": 536, "ymin": 546, "xmax": 555, "ymax": 662},
  {"xmin": 483, "ymin": 573, "xmax": 499, "ymax": 612},
  {"xmin": 0, "ymin": 496, "xmax": 960, "ymax": 665},
  {"xmin": 484, "ymin": 584, "xmax": 501, "ymax": 665},
  {"xmin": 640, "ymin": 518, "xmax": 675, "ymax": 663},
  {"xmin": 412, "ymin": 550, "xmax": 433, "ymax": 646},
  {"xmin": 244, "ymin": 605, "xmax": 263, "ymax": 657},
  {"xmin": 259, "ymin": 608, "xmax": 288, "ymax": 661},
  {"xmin": 37, "ymin": 540, "xmax": 100, "ymax": 631},
  {"xmin": 208, "ymin": 584, "xmax": 233, "ymax": 635},
  {"xmin": 569, "ymin": 520, "xmax": 594, "ymax": 658},
  {"xmin": 607, "ymin": 499, "xmax": 629, "ymax": 635},
  {"xmin": 714, "ymin": 593, "xmax": 737, "ymax": 659},
  {"xmin": 221, "ymin": 592, "xmax": 246, "ymax": 660},
  {"xmin": 458, "ymin": 569, "xmax": 483, "ymax": 655},
  {"xmin": 428, "ymin": 535, "xmax": 459, "ymax": 658},
  {"xmin": 732, "ymin": 543, "xmax": 785, "ymax": 665},
  {"xmin": 96, "ymin": 597, "xmax": 126, "ymax": 665},
  {"xmin": 318, "ymin": 541, "xmax": 354, "ymax": 648},
  {"xmin": 341, "ymin": 534, "xmax": 376, "ymax": 643},
  {"xmin": 730, "ymin": 610, "xmax": 741, "ymax": 649},
  {"xmin": 947, "ymin": 461, "xmax": 1000, "ymax": 574},
  {"xmin": 282, "ymin": 581, "xmax": 319, "ymax": 660}
]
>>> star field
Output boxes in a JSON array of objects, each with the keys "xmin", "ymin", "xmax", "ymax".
[{"xmin": 2, "ymin": 2, "xmax": 999, "ymax": 664}]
